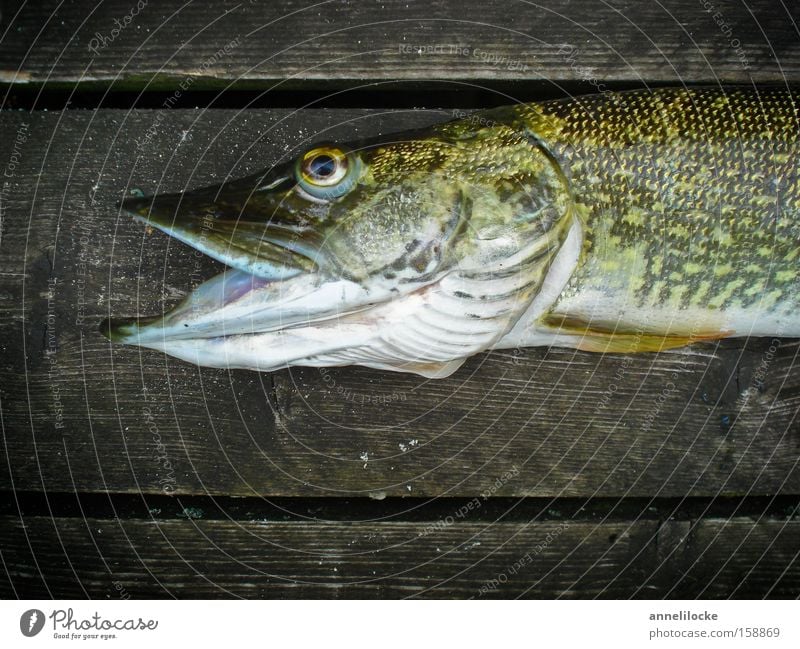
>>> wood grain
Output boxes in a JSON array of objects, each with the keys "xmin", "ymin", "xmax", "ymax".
[
  {"xmin": 1, "ymin": 515, "xmax": 797, "ymax": 598},
  {"xmin": 0, "ymin": 109, "xmax": 798, "ymax": 498},
  {"xmin": 0, "ymin": 0, "xmax": 796, "ymax": 90}
]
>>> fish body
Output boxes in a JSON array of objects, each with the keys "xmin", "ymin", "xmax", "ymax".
[{"xmin": 104, "ymin": 87, "xmax": 800, "ymax": 376}]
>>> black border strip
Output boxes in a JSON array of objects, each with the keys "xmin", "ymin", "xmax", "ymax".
[
  {"xmin": 1, "ymin": 491, "xmax": 798, "ymax": 523},
  {"xmin": 1, "ymin": 80, "xmax": 699, "ymax": 111}
]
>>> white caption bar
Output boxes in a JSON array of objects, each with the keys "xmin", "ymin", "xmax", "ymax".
[{"xmin": 1, "ymin": 600, "xmax": 797, "ymax": 648}]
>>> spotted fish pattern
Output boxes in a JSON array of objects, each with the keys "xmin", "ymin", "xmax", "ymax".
[
  {"xmin": 467, "ymin": 87, "xmax": 795, "ymax": 341},
  {"xmin": 531, "ymin": 89, "xmax": 798, "ymax": 307}
]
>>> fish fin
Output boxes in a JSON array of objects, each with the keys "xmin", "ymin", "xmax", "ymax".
[
  {"xmin": 540, "ymin": 314, "xmax": 732, "ymax": 353},
  {"xmin": 390, "ymin": 358, "xmax": 466, "ymax": 378},
  {"xmin": 574, "ymin": 331, "xmax": 729, "ymax": 353},
  {"xmin": 358, "ymin": 358, "xmax": 466, "ymax": 379}
]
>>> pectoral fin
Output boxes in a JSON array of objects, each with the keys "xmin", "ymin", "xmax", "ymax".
[{"xmin": 371, "ymin": 358, "xmax": 467, "ymax": 378}]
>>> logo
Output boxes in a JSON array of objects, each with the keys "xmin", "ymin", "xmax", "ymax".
[{"xmin": 20, "ymin": 609, "xmax": 45, "ymax": 637}]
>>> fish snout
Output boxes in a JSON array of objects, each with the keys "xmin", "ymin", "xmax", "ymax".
[{"xmin": 118, "ymin": 185, "xmax": 317, "ymax": 280}]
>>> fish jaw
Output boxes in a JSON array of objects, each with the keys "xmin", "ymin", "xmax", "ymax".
[
  {"xmin": 119, "ymin": 180, "xmax": 318, "ymax": 281},
  {"xmin": 124, "ymin": 278, "xmax": 504, "ymax": 377},
  {"xmin": 104, "ymin": 213, "xmax": 576, "ymax": 376},
  {"xmin": 101, "ymin": 269, "xmax": 406, "ymax": 345}
]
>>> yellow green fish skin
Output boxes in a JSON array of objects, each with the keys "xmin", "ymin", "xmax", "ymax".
[{"xmin": 494, "ymin": 87, "xmax": 800, "ymax": 340}]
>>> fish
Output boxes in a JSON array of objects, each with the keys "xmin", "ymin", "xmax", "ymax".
[{"xmin": 101, "ymin": 86, "xmax": 800, "ymax": 378}]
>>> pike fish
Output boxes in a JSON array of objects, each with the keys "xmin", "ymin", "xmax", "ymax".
[{"xmin": 102, "ymin": 87, "xmax": 800, "ymax": 377}]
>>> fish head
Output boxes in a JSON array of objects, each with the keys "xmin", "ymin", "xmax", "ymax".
[{"xmin": 105, "ymin": 115, "xmax": 575, "ymax": 377}]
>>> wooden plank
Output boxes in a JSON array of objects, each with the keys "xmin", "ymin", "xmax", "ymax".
[
  {"xmin": 1, "ymin": 109, "xmax": 799, "ymax": 498},
  {"xmin": 1, "ymin": 516, "xmax": 797, "ymax": 598},
  {"xmin": 0, "ymin": 0, "xmax": 796, "ymax": 90}
]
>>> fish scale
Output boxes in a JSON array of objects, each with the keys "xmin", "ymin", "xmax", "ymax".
[{"xmin": 499, "ymin": 88, "xmax": 800, "ymax": 323}]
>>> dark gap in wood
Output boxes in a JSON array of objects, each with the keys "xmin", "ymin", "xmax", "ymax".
[
  {"xmin": 0, "ymin": 80, "xmax": 735, "ymax": 111},
  {"xmin": 2, "ymin": 491, "xmax": 797, "ymax": 523}
]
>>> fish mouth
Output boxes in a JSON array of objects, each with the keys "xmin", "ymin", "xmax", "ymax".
[
  {"xmin": 100, "ymin": 267, "xmax": 384, "ymax": 343},
  {"xmin": 101, "ymin": 182, "xmax": 395, "ymax": 347}
]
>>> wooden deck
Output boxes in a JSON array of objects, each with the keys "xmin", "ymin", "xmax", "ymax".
[{"xmin": 1, "ymin": 0, "xmax": 799, "ymax": 598}]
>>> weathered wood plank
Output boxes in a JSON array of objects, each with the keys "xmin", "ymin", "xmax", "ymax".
[
  {"xmin": 1, "ymin": 516, "xmax": 797, "ymax": 598},
  {"xmin": 0, "ymin": 109, "xmax": 798, "ymax": 498},
  {"xmin": 0, "ymin": 0, "xmax": 795, "ymax": 90}
]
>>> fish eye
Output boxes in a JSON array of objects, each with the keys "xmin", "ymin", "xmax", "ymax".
[{"xmin": 295, "ymin": 145, "xmax": 360, "ymax": 200}]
